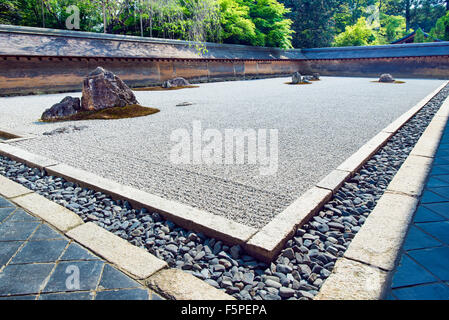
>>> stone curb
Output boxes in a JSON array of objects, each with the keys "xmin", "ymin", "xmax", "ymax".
[
  {"xmin": 12, "ymin": 192, "xmax": 84, "ymax": 233},
  {"xmin": 0, "ymin": 127, "xmax": 37, "ymax": 143},
  {"xmin": 245, "ymin": 80, "xmax": 449, "ymax": 262},
  {"xmin": 45, "ymin": 163, "xmax": 257, "ymax": 246},
  {"xmin": 315, "ymin": 93, "xmax": 449, "ymax": 300},
  {"xmin": 0, "ymin": 174, "xmax": 33, "ymax": 198},
  {"xmin": 146, "ymin": 268, "xmax": 236, "ymax": 300},
  {"xmin": 245, "ymin": 187, "xmax": 332, "ymax": 263},
  {"xmin": 67, "ymin": 222, "xmax": 167, "ymax": 280},
  {"xmin": 0, "ymin": 143, "xmax": 58, "ymax": 169},
  {"xmin": 343, "ymin": 192, "xmax": 419, "ymax": 271},
  {"xmin": 314, "ymin": 257, "xmax": 389, "ymax": 300}
]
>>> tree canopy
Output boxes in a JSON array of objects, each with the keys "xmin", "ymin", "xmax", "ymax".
[{"xmin": 1, "ymin": 0, "xmax": 448, "ymax": 48}]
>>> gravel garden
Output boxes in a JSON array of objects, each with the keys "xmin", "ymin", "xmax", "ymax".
[
  {"xmin": 0, "ymin": 76, "xmax": 445, "ymax": 229},
  {"xmin": 0, "ymin": 83, "xmax": 448, "ymax": 300}
]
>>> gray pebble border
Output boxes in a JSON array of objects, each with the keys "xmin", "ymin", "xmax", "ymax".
[{"xmin": 1, "ymin": 84, "xmax": 448, "ymax": 300}]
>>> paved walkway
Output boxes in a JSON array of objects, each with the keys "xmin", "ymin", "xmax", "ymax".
[
  {"xmin": 0, "ymin": 196, "xmax": 164, "ymax": 300},
  {"xmin": 386, "ymin": 123, "xmax": 449, "ymax": 300}
]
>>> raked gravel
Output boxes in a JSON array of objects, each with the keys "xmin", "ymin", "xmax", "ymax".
[
  {"xmin": 0, "ymin": 77, "xmax": 445, "ymax": 228},
  {"xmin": 1, "ymin": 83, "xmax": 448, "ymax": 300}
]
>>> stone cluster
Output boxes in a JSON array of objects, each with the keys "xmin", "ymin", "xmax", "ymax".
[
  {"xmin": 2, "ymin": 84, "xmax": 448, "ymax": 300},
  {"xmin": 379, "ymin": 73, "xmax": 396, "ymax": 83},
  {"xmin": 291, "ymin": 72, "xmax": 320, "ymax": 84},
  {"xmin": 41, "ymin": 67, "xmax": 138, "ymax": 121},
  {"xmin": 162, "ymin": 77, "xmax": 191, "ymax": 89}
]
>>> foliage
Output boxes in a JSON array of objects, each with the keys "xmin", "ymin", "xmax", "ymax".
[
  {"xmin": 430, "ymin": 11, "xmax": 449, "ymax": 40},
  {"xmin": 378, "ymin": 13, "xmax": 407, "ymax": 43},
  {"xmin": 333, "ymin": 17, "xmax": 378, "ymax": 47},
  {"xmin": 2, "ymin": 0, "xmax": 448, "ymax": 48}
]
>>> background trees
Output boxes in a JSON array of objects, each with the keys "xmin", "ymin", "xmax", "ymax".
[{"xmin": 1, "ymin": 0, "xmax": 448, "ymax": 48}]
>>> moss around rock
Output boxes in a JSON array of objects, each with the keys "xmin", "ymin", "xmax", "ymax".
[
  {"xmin": 41, "ymin": 104, "xmax": 160, "ymax": 122},
  {"xmin": 133, "ymin": 85, "xmax": 199, "ymax": 91},
  {"xmin": 285, "ymin": 82, "xmax": 313, "ymax": 85},
  {"xmin": 371, "ymin": 80, "xmax": 405, "ymax": 84}
]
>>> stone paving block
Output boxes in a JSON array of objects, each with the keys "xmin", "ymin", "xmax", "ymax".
[
  {"xmin": 0, "ymin": 207, "xmax": 15, "ymax": 222},
  {"xmin": 420, "ymin": 190, "xmax": 449, "ymax": 204},
  {"xmin": 10, "ymin": 239, "xmax": 68, "ymax": 264},
  {"xmin": 0, "ymin": 143, "xmax": 58, "ymax": 169},
  {"xmin": 430, "ymin": 174, "xmax": 449, "ymax": 185},
  {"xmin": 98, "ymin": 264, "xmax": 141, "ymax": 290},
  {"xmin": 314, "ymin": 258, "xmax": 389, "ymax": 300},
  {"xmin": 30, "ymin": 224, "xmax": 65, "ymax": 241},
  {"xmin": 6, "ymin": 209, "xmax": 39, "ymax": 222},
  {"xmin": 0, "ymin": 241, "xmax": 23, "ymax": 267},
  {"xmin": 59, "ymin": 242, "xmax": 100, "ymax": 261},
  {"xmin": 316, "ymin": 170, "xmax": 351, "ymax": 193},
  {"xmin": 245, "ymin": 187, "xmax": 332, "ymax": 262},
  {"xmin": 403, "ymin": 225, "xmax": 443, "ymax": 251},
  {"xmin": 0, "ymin": 175, "xmax": 33, "ymax": 199},
  {"xmin": 391, "ymin": 254, "xmax": 438, "ymax": 289},
  {"xmin": 416, "ymin": 221, "xmax": 449, "ymax": 244},
  {"xmin": 426, "ymin": 177, "xmax": 449, "ymax": 188},
  {"xmin": 0, "ymin": 197, "xmax": 13, "ymax": 208},
  {"xmin": 344, "ymin": 193, "xmax": 418, "ymax": 271},
  {"xmin": 421, "ymin": 202, "xmax": 449, "ymax": 219},
  {"xmin": 146, "ymin": 268, "xmax": 235, "ymax": 300},
  {"xmin": 0, "ymin": 220, "xmax": 40, "ymax": 241},
  {"xmin": 0, "ymin": 295, "xmax": 37, "ymax": 300},
  {"xmin": 95, "ymin": 288, "xmax": 149, "ymax": 300},
  {"xmin": 67, "ymin": 222, "xmax": 167, "ymax": 279},
  {"xmin": 426, "ymin": 187, "xmax": 449, "ymax": 203},
  {"xmin": 0, "ymin": 263, "xmax": 55, "ymax": 296},
  {"xmin": 430, "ymin": 165, "xmax": 449, "ymax": 176},
  {"xmin": 12, "ymin": 193, "xmax": 83, "ymax": 232},
  {"xmin": 39, "ymin": 291, "xmax": 94, "ymax": 300},
  {"xmin": 414, "ymin": 206, "xmax": 446, "ymax": 223},
  {"xmin": 42, "ymin": 260, "xmax": 105, "ymax": 293},
  {"xmin": 392, "ymin": 282, "xmax": 449, "ymax": 300},
  {"xmin": 387, "ymin": 155, "xmax": 433, "ymax": 197},
  {"xmin": 434, "ymin": 157, "xmax": 449, "ymax": 165},
  {"xmin": 408, "ymin": 247, "xmax": 449, "ymax": 281}
]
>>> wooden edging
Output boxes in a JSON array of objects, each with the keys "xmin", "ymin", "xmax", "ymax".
[
  {"xmin": 0, "ymin": 175, "xmax": 233, "ymax": 300},
  {"xmin": 315, "ymin": 93, "xmax": 449, "ymax": 300},
  {"xmin": 0, "ymin": 81, "xmax": 447, "ymax": 266}
]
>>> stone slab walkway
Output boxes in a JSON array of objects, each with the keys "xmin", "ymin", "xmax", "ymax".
[
  {"xmin": 0, "ymin": 195, "xmax": 164, "ymax": 300},
  {"xmin": 386, "ymin": 124, "xmax": 449, "ymax": 300}
]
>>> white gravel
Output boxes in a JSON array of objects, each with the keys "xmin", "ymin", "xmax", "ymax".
[{"xmin": 0, "ymin": 76, "xmax": 445, "ymax": 228}]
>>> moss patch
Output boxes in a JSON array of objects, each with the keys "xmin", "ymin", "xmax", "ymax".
[
  {"xmin": 285, "ymin": 82, "xmax": 313, "ymax": 85},
  {"xmin": 41, "ymin": 104, "xmax": 160, "ymax": 122},
  {"xmin": 133, "ymin": 85, "xmax": 199, "ymax": 91},
  {"xmin": 371, "ymin": 80, "xmax": 406, "ymax": 84}
]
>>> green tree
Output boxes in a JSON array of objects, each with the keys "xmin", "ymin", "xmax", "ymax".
[
  {"xmin": 333, "ymin": 17, "xmax": 378, "ymax": 46},
  {"xmin": 379, "ymin": 13, "xmax": 407, "ymax": 42},
  {"xmin": 430, "ymin": 10, "xmax": 449, "ymax": 40},
  {"xmin": 0, "ymin": 0, "xmax": 21, "ymax": 25},
  {"xmin": 284, "ymin": 0, "xmax": 340, "ymax": 48},
  {"xmin": 219, "ymin": 0, "xmax": 257, "ymax": 45}
]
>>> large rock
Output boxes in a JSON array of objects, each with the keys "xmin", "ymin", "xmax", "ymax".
[
  {"xmin": 81, "ymin": 67, "xmax": 138, "ymax": 111},
  {"xmin": 162, "ymin": 77, "xmax": 190, "ymax": 89},
  {"xmin": 41, "ymin": 96, "xmax": 81, "ymax": 121},
  {"xmin": 379, "ymin": 74, "xmax": 395, "ymax": 83},
  {"xmin": 292, "ymin": 72, "xmax": 302, "ymax": 84}
]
